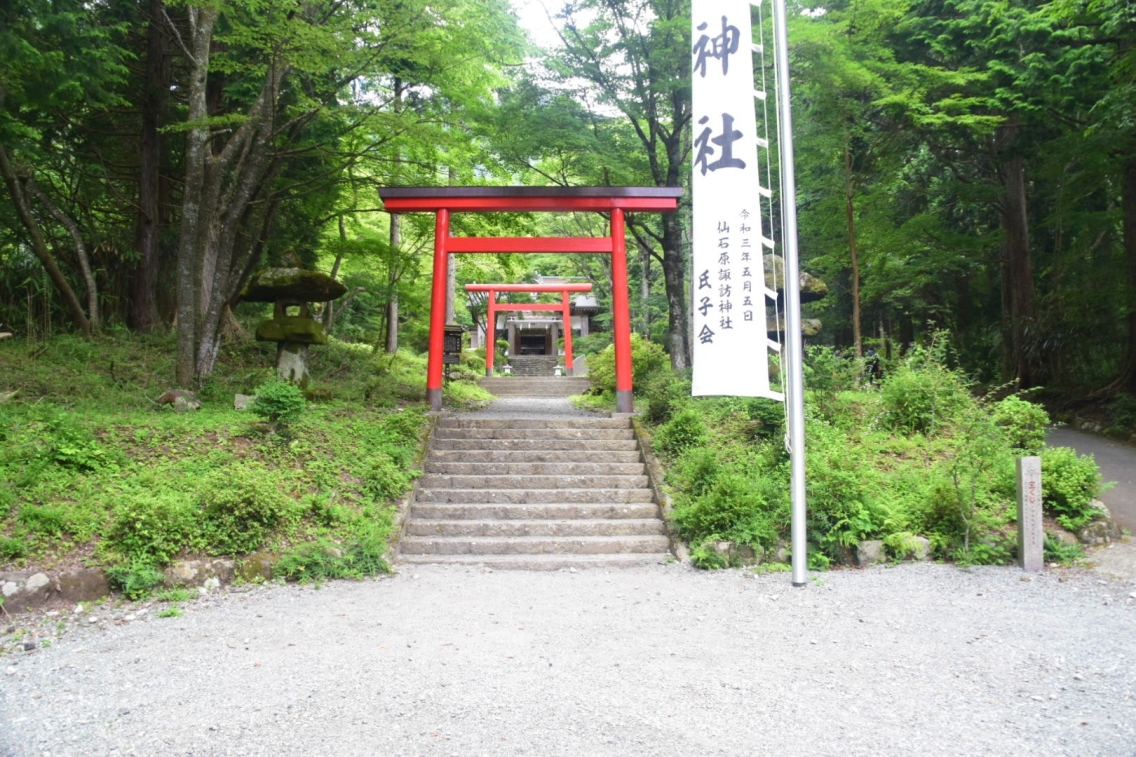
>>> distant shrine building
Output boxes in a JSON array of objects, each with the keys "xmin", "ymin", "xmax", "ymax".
[{"xmin": 469, "ymin": 277, "xmax": 603, "ymax": 361}]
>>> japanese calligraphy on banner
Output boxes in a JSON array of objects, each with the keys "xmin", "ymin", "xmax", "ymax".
[{"xmin": 691, "ymin": 0, "xmax": 782, "ymax": 400}]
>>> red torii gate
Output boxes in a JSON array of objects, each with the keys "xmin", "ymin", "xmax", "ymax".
[
  {"xmin": 378, "ymin": 187, "xmax": 682, "ymax": 413},
  {"xmin": 467, "ymin": 282, "xmax": 592, "ymax": 377}
]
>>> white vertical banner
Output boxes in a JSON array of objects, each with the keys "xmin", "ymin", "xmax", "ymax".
[{"xmin": 691, "ymin": 0, "xmax": 781, "ymax": 400}]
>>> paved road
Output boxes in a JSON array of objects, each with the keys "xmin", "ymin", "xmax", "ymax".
[{"xmin": 1047, "ymin": 427, "xmax": 1136, "ymax": 532}]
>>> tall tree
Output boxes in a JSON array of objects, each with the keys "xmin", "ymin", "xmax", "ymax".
[
  {"xmin": 0, "ymin": 0, "xmax": 129, "ymax": 334},
  {"xmin": 552, "ymin": 0, "xmax": 693, "ymax": 369}
]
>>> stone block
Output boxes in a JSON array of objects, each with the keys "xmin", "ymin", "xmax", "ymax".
[
  {"xmin": 0, "ymin": 572, "xmax": 54, "ymax": 609},
  {"xmin": 56, "ymin": 568, "xmax": 110, "ymax": 602},
  {"xmin": 234, "ymin": 394, "xmax": 254, "ymax": 411},
  {"xmin": 735, "ymin": 544, "xmax": 763, "ymax": 566},
  {"xmin": 238, "ymin": 553, "xmax": 276, "ymax": 583},
  {"xmin": 855, "ymin": 540, "xmax": 885, "ymax": 567},
  {"xmin": 1079, "ymin": 521, "xmax": 1114, "ymax": 547},
  {"xmin": 256, "ymin": 316, "xmax": 328, "ymax": 345},
  {"xmin": 910, "ymin": 536, "xmax": 932, "ymax": 561},
  {"xmin": 1049, "ymin": 528, "xmax": 1080, "ymax": 548},
  {"xmin": 164, "ymin": 559, "xmax": 235, "ymax": 587}
]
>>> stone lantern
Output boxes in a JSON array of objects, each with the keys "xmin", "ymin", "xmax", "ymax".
[{"xmin": 241, "ymin": 256, "xmax": 346, "ymax": 387}]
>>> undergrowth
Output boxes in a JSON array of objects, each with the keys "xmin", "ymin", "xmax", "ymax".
[
  {"xmin": 0, "ymin": 330, "xmax": 490, "ymax": 593},
  {"xmin": 633, "ymin": 338, "xmax": 1106, "ymax": 570}
]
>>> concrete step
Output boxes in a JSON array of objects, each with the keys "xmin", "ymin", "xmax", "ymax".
[
  {"xmin": 436, "ymin": 418, "xmax": 628, "ymax": 430},
  {"xmin": 415, "ymin": 488, "xmax": 655, "ymax": 504},
  {"xmin": 508, "ymin": 356, "xmax": 561, "ymax": 377},
  {"xmin": 481, "ymin": 378, "xmax": 591, "ymax": 397},
  {"xmin": 419, "ymin": 474, "xmax": 649, "ymax": 490},
  {"xmin": 399, "ymin": 534, "xmax": 671, "ymax": 556},
  {"xmin": 410, "ymin": 503, "xmax": 661, "ymax": 520},
  {"xmin": 425, "ymin": 450, "xmax": 643, "ymax": 464},
  {"xmin": 431, "ymin": 439, "xmax": 639, "ymax": 452},
  {"xmin": 397, "ymin": 553, "xmax": 670, "ymax": 570},
  {"xmin": 423, "ymin": 462, "xmax": 646, "ymax": 476},
  {"xmin": 434, "ymin": 428, "xmax": 634, "ymax": 440},
  {"xmin": 482, "ymin": 390, "xmax": 589, "ymax": 397},
  {"xmin": 405, "ymin": 518, "xmax": 666, "ymax": 538}
]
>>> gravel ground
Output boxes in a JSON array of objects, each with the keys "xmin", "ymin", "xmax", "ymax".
[{"xmin": 2, "ymin": 562, "xmax": 1135, "ymax": 756}]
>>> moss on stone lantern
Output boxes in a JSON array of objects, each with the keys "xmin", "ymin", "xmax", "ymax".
[{"xmin": 241, "ymin": 253, "xmax": 346, "ymax": 387}]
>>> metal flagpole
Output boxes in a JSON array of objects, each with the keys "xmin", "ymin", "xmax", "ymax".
[{"xmin": 769, "ymin": 0, "xmax": 808, "ymax": 587}]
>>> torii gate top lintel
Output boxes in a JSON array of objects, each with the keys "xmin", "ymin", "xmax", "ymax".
[
  {"xmin": 380, "ymin": 186, "xmax": 681, "ymax": 413},
  {"xmin": 379, "ymin": 186, "xmax": 682, "ymax": 213}
]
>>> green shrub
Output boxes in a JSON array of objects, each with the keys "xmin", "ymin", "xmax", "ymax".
[
  {"xmin": 462, "ymin": 349, "xmax": 487, "ymax": 374},
  {"xmin": 668, "ymin": 447, "xmax": 721, "ymax": 498},
  {"xmin": 882, "ymin": 531, "xmax": 922, "ymax": 560},
  {"xmin": 653, "ymin": 408, "xmax": 708, "ymax": 456},
  {"xmin": 689, "ymin": 540, "xmax": 730, "ymax": 569},
  {"xmin": 804, "ymin": 346, "xmax": 861, "ymax": 394},
  {"xmin": 273, "ymin": 521, "xmax": 391, "ymax": 582},
  {"xmin": 1043, "ymin": 533, "xmax": 1084, "ymax": 564},
  {"xmin": 992, "ymin": 396, "xmax": 1049, "ymax": 454},
  {"xmin": 641, "ymin": 370, "xmax": 691, "ymax": 424},
  {"xmin": 0, "ymin": 536, "xmax": 29, "ymax": 560},
  {"xmin": 879, "ymin": 348, "xmax": 970, "ymax": 436},
  {"xmin": 106, "ymin": 491, "xmax": 195, "ymax": 565},
  {"xmin": 1041, "ymin": 446, "xmax": 1102, "ymax": 531},
  {"xmin": 44, "ymin": 412, "xmax": 118, "ymax": 472},
  {"xmin": 673, "ymin": 472, "xmax": 781, "ymax": 547},
  {"xmin": 1112, "ymin": 393, "xmax": 1136, "ymax": 430},
  {"xmin": 18, "ymin": 504, "xmax": 69, "ymax": 538},
  {"xmin": 365, "ymin": 452, "xmax": 413, "ymax": 502},
  {"xmin": 106, "ymin": 561, "xmax": 167, "ymax": 600},
  {"xmin": 377, "ymin": 407, "xmax": 425, "ymax": 447},
  {"xmin": 952, "ymin": 536, "xmax": 1013, "ymax": 565},
  {"xmin": 742, "ymin": 397, "xmax": 786, "ymax": 441},
  {"xmin": 251, "ymin": 379, "xmax": 307, "ymax": 429},
  {"xmin": 199, "ymin": 464, "xmax": 290, "ymax": 555},
  {"xmin": 587, "ymin": 334, "xmax": 668, "ymax": 395}
]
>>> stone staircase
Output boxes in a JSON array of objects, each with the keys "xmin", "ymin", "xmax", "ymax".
[
  {"xmin": 480, "ymin": 376, "xmax": 590, "ymax": 397},
  {"xmin": 398, "ymin": 417, "xmax": 672, "ymax": 569},
  {"xmin": 509, "ymin": 355, "xmax": 559, "ymax": 376}
]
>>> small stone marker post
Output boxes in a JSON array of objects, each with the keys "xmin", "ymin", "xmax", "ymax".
[{"xmin": 1016, "ymin": 456, "xmax": 1044, "ymax": 572}]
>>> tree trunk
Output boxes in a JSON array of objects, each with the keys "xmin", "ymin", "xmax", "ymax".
[
  {"xmin": 386, "ymin": 212, "xmax": 400, "ymax": 353},
  {"xmin": 661, "ymin": 211, "xmax": 690, "ymax": 369},
  {"xmin": 0, "ymin": 145, "xmax": 92, "ymax": 335},
  {"xmin": 999, "ymin": 132, "xmax": 1038, "ymax": 388},
  {"xmin": 175, "ymin": 2, "xmax": 287, "ymax": 383},
  {"xmin": 640, "ymin": 243, "xmax": 650, "ymax": 336},
  {"xmin": 1120, "ymin": 154, "xmax": 1136, "ymax": 391},
  {"xmin": 845, "ymin": 145, "xmax": 862, "ymax": 358},
  {"xmin": 130, "ymin": 0, "xmax": 168, "ymax": 331},
  {"xmin": 26, "ymin": 180, "xmax": 100, "ymax": 332},
  {"xmin": 175, "ymin": 5, "xmax": 217, "ymax": 387}
]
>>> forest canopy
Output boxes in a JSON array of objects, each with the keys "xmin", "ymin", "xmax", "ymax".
[{"xmin": 0, "ymin": 0, "xmax": 1133, "ymax": 395}]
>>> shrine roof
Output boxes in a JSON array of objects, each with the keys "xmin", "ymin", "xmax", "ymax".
[{"xmin": 379, "ymin": 186, "xmax": 682, "ymax": 213}]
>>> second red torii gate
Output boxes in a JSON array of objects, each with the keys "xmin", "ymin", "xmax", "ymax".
[
  {"xmin": 467, "ymin": 283, "xmax": 592, "ymax": 377},
  {"xmin": 378, "ymin": 186, "xmax": 683, "ymax": 413}
]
